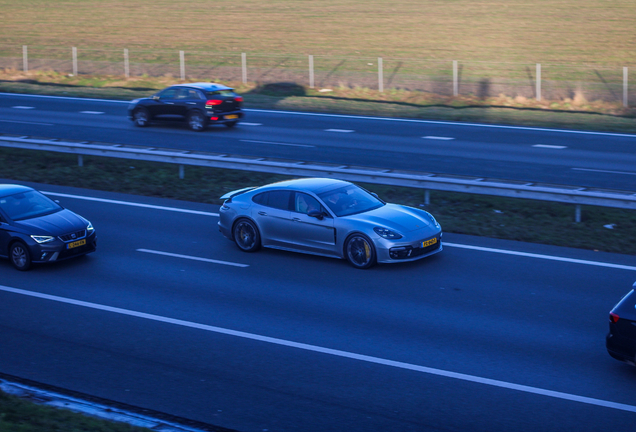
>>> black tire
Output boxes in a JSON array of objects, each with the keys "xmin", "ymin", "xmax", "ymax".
[
  {"xmin": 132, "ymin": 108, "xmax": 150, "ymax": 127},
  {"xmin": 10, "ymin": 242, "xmax": 31, "ymax": 271},
  {"xmin": 187, "ymin": 111, "xmax": 207, "ymax": 132},
  {"xmin": 233, "ymin": 219, "xmax": 261, "ymax": 252},
  {"xmin": 225, "ymin": 121, "xmax": 238, "ymax": 128},
  {"xmin": 345, "ymin": 234, "xmax": 376, "ymax": 269}
]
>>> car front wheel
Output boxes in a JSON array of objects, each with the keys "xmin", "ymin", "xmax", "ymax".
[
  {"xmin": 345, "ymin": 234, "xmax": 376, "ymax": 269},
  {"xmin": 187, "ymin": 111, "xmax": 207, "ymax": 132},
  {"xmin": 233, "ymin": 219, "xmax": 261, "ymax": 252},
  {"xmin": 132, "ymin": 108, "xmax": 150, "ymax": 127},
  {"xmin": 10, "ymin": 242, "xmax": 31, "ymax": 271}
]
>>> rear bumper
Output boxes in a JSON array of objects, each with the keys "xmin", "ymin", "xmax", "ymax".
[
  {"xmin": 606, "ymin": 332, "xmax": 636, "ymax": 366},
  {"xmin": 206, "ymin": 110, "xmax": 244, "ymax": 124}
]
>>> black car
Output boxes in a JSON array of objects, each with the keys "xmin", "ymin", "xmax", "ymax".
[
  {"xmin": 0, "ymin": 184, "xmax": 96, "ymax": 271},
  {"xmin": 128, "ymin": 82, "xmax": 244, "ymax": 131},
  {"xmin": 606, "ymin": 282, "xmax": 636, "ymax": 365}
]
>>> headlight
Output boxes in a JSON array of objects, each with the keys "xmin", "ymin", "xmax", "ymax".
[
  {"xmin": 87, "ymin": 221, "xmax": 94, "ymax": 232},
  {"xmin": 373, "ymin": 227, "xmax": 402, "ymax": 239},
  {"xmin": 422, "ymin": 211, "xmax": 440, "ymax": 228},
  {"xmin": 31, "ymin": 235, "xmax": 55, "ymax": 244}
]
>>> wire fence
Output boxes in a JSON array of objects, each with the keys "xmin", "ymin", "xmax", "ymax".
[{"xmin": 0, "ymin": 45, "xmax": 632, "ymax": 104}]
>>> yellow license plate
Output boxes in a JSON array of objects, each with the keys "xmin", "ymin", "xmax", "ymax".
[
  {"xmin": 421, "ymin": 237, "xmax": 437, "ymax": 248},
  {"xmin": 67, "ymin": 239, "xmax": 86, "ymax": 249},
  {"xmin": 225, "ymin": 114, "xmax": 238, "ymax": 120}
]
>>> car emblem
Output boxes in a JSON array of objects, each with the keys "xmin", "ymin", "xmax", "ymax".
[{"xmin": 71, "ymin": 233, "xmax": 76, "ymax": 239}]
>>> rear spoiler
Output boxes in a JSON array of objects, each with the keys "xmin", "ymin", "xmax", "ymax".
[{"xmin": 220, "ymin": 187, "xmax": 256, "ymax": 201}]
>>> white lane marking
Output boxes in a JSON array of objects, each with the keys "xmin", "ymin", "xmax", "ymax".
[
  {"xmin": 532, "ymin": 144, "xmax": 568, "ymax": 149},
  {"xmin": 239, "ymin": 122, "xmax": 262, "ymax": 126},
  {"xmin": 240, "ymin": 139, "xmax": 315, "ymax": 148},
  {"xmin": 41, "ymin": 192, "xmax": 219, "ymax": 216},
  {"xmin": 0, "ymin": 119, "xmax": 54, "ymax": 125},
  {"xmin": 1, "ymin": 284, "xmax": 635, "ymax": 414},
  {"xmin": 444, "ymin": 242, "xmax": 636, "ymax": 271},
  {"xmin": 80, "ymin": 111, "xmax": 104, "ymax": 115},
  {"xmin": 325, "ymin": 129, "xmax": 354, "ymax": 133},
  {"xmin": 572, "ymin": 167, "xmax": 636, "ymax": 176},
  {"xmin": 423, "ymin": 136, "xmax": 455, "ymax": 140},
  {"xmin": 12, "ymin": 106, "xmax": 35, "ymax": 109},
  {"xmin": 137, "ymin": 249, "xmax": 248, "ymax": 268},
  {"xmin": 0, "ymin": 93, "xmax": 130, "ymax": 104}
]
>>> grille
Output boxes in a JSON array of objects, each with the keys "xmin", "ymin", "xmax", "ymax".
[
  {"xmin": 389, "ymin": 235, "xmax": 441, "ymax": 260},
  {"xmin": 58, "ymin": 230, "xmax": 86, "ymax": 242}
]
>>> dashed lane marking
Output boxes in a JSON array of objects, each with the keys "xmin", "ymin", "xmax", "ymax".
[
  {"xmin": 532, "ymin": 144, "xmax": 568, "ymax": 149},
  {"xmin": 422, "ymin": 136, "xmax": 455, "ymax": 140},
  {"xmin": 137, "ymin": 249, "xmax": 249, "ymax": 268}
]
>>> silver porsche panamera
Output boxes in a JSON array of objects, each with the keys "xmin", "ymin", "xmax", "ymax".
[{"xmin": 218, "ymin": 178, "xmax": 442, "ymax": 269}]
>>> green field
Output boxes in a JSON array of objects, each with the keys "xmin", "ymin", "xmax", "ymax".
[{"xmin": 1, "ymin": 0, "xmax": 635, "ymax": 64}]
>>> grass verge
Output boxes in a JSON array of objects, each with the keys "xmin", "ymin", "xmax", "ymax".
[{"xmin": 1, "ymin": 148, "xmax": 634, "ymax": 256}]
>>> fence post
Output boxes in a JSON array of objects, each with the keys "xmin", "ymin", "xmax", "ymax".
[
  {"xmin": 453, "ymin": 60, "xmax": 458, "ymax": 96},
  {"xmin": 378, "ymin": 57, "xmax": 383, "ymax": 92},
  {"xmin": 536, "ymin": 63, "xmax": 541, "ymax": 101},
  {"xmin": 179, "ymin": 50, "xmax": 185, "ymax": 80},
  {"xmin": 72, "ymin": 47, "xmax": 78, "ymax": 76},
  {"xmin": 624, "ymin": 67, "xmax": 628, "ymax": 107},
  {"xmin": 22, "ymin": 45, "xmax": 28, "ymax": 73},
  {"xmin": 241, "ymin": 53, "xmax": 247, "ymax": 84},
  {"xmin": 309, "ymin": 55, "xmax": 314, "ymax": 88},
  {"xmin": 424, "ymin": 190, "xmax": 430, "ymax": 206},
  {"xmin": 124, "ymin": 48, "xmax": 129, "ymax": 78}
]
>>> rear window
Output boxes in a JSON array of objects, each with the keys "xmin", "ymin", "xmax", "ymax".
[
  {"xmin": 205, "ymin": 90, "xmax": 236, "ymax": 97},
  {"xmin": 252, "ymin": 191, "xmax": 291, "ymax": 210}
]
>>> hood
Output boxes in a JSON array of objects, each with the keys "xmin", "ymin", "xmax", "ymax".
[
  {"xmin": 347, "ymin": 204, "xmax": 433, "ymax": 233},
  {"xmin": 14, "ymin": 209, "xmax": 87, "ymax": 236}
]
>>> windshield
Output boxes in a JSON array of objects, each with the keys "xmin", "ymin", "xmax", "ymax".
[
  {"xmin": 318, "ymin": 184, "xmax": 384, "ymax": 217},
  {"xmin": 0, "ymin": 190, "xmax": 62, "ymax": 221}
]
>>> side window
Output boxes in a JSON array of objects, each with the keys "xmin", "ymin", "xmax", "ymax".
[
  {"xmin": 267, "ymin": 191, "xmax": 291, "ymax": 210},
  {"xmin": 158, "ymin": 88, "xmax": 178, "ymax": 100},
  {"xmin": 252, "ymin": 192, "xmax": 268, "ymax": 206},
  {"xmin": 293, "ymin": 192, "xmax": 321, "ymax": 215},
  {"xmin": 188, "ymin": 89, "xmax": 203, "ymax": 99}
]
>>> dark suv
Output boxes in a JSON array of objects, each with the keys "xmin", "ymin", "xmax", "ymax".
[{"xmin": 128, "ymin": 82, "xmax": 244, "ymax": 131}]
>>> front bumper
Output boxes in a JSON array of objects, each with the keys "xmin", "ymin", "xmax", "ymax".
[
  {"xmin": 375, "ymin": 232, "xmax": 443, "ymax": 264},
  {"xmin": 28, "ymin": 232, "xmax": 97, "ymax": 264}
]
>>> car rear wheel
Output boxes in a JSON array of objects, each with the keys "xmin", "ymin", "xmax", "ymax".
[
  {"xmin": 345, "ymin": 234, "xmax": 376, "ymax": 269},
  {"xmin": 233, "ymin": 219, "xmax": 261, "ymax": 252},
  {"xmin": 187, "ymin": 111, "xmax": 206, "ymax": 132},
  {"xmin": 10, "ymin": 242, "xmax": 31, "ymax": 271},
  {"xmin": 132, "ymin": 108, "xmax": 150, "ymax": 127},
  {"xmin": 225, "ymin": 121, "xmax": 238, "ymax": 128}
]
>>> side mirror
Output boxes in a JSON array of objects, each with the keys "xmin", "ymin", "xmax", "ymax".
[
  {"xmin": 308, "ymin": 210, "xmax": 324, "ymax": 220},
  {"xmin": 371, "ymin": 192, "xmax": 379, "ymax": 199},
  {"xmin": 152, "ymin": 95, "xmax": 160, "ymax": 101}
]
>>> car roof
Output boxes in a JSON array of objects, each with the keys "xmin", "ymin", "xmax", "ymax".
[
  {"xmin": 172, "ymin": 82, "xmax": 234, "ymax": 92},
  {"xmin": 0, "ymin": 184, "xmax": 34, "ymax": 198},
  {"xmin": 259, "ymin": 178, "xmax": 352, "ymax": 194}
]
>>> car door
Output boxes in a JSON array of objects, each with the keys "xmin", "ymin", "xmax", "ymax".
[
  {"xmin": 0, "ymin": 210, "xmax": 11, "ymax": 258},
  {"xmin": 172, "ymin": 88, "xmax": 202, "ymax": 118},
  {"xmin": 251, "ymin": 190, "xmax": 293, "ymax": 248},
  {"xmin": 147, "ymin": 87, "xmax": 181, "ymax": 118},
  {"xmin": 288, "ymin": 192, "xmax": 336, "ymax": 255}
]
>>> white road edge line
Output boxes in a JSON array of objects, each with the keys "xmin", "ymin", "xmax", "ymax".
[
  {"xmin": 3, "ymin": 92, "xmax": 636, "ymax": 138},
  {"xmin": 240, "ymin": 139, "xmax": 315, "ymax": 148},
  {"xmin": 12, "ymin": 106, "xmax": 35, "ymax": 109},
  {"xmin": 41, "ymin": 192, "xmax": 219, "ymax": 216},
  {"xmin": 1, "ymin": 284, "xmax": 635, "ymax": 414},
  {"xmin": 137, "ymin": 249, "xmax": 248, "ymax": 268},
  {"xmin": 572, "ymin": 167, "xmax": 636, "ymax": 176},
  {"xmin": 0, "ymin": 119, "xmax": 54, "ymax": 126},
  {"xmin": 444, "ymin": 242, "xmax": 636, "ymax": 271},
  {"xmin": 532, "ymin": 144, "xmax": 568, "ymax": 149}
]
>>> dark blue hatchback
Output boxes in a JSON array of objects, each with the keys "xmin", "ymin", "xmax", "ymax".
[
  {"xmin": 0, "ymin": 185, "xmax": 96, "ymax": 271},
  {"xmin": 607, "ymin": 282, "xmax": 636, "ymax": 366}
]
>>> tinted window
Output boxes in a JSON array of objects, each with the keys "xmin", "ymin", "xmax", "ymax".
[
  {"xmin": 293, "ymin": 192, "xmax": 323, "ymax": 215},
  {"xmin": 205, "ymin": 90, "xmax": 236, "ymax": 98},
  {"xmin": 318, "ymin": 184, "xmax": 384, "ymax": 217},
  {"xmin": 252, "ymin": 191, "xmax": 290, "ymax": 210},
  {"xmin": 0, "ymin": 190, "xmax": 62, "ymax": 221},
  {"xmin": 158, "ymin": 88, "xmax": 178, "ymax": 99}
]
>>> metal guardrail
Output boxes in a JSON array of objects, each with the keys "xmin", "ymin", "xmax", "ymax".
[{"xmin": 1, "ymin": 135, "xmax": 635, "ymax": 219}]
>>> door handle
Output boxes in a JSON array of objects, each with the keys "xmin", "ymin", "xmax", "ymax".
[
  {"xmin": 292, "ymin": 217, "xmax": 301, "ymax": 222},
  {"xmin": 258, "ymin": 211, "xmax": 267, "ymax": 215},
  {"xmin": 165, "ymin": 102, "xmax": 174, "ymax": 104},
  {"xmin": 187, "ymin": 102, "xmax": 197, "ymax": 105}
]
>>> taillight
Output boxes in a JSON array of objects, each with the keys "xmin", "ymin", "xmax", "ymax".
[
  {"xmin": 205, "ymin": 99, "xmax": 222, "ymax": 108},
  {"xmin": 235, "ymin": 96, "xmax": 243, "ymax": 102},
  {"xmin": 610, "ymin": 312, "xmax": 620, "ymax": 323},
  {"xmin": 210, "ymin": 116, "xmax": 219, "ymax": 121}
]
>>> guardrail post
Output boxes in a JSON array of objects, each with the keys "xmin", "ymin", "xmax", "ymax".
[
  {"xmin": 309, "ymin": 55, "xmax": 314, "ymax": 88},
  {"xmin": 453, "ymin": 60, "xmax": 458, "ymax": 96},
  {"xmin": 575, "ymin": 204, "xmax": 581, "ymax": 223},
  {"xmin": 378, "ymin": 57, "xmax": 384, "ymax": 92},
  {"xmin": 124, "ymin": 48, "xmax": 129, "ymax": 78},
  {"xmin": 179, "ymin": 50, "xmax": 185, "ymax": 80},
  {"xmin": 72, "ymin": 47, "xmax": 78, "ymax": 76},
  {"xmin": 179, "ymin": 164, "xmax": 185, "ymax": 179},
  {"xmin": 424, "ymin": 190, "xmax": 430, "ymax": 206},
  {"xmin": 624, "ymin": 67, "xmax": 628, "ymax": 107},
  {"xmin": 78, "ymin": 155, "xmax": 83, "ymax": 167},
  {"xmin": 536, "ymin": 63, "xmax": 541, "ymax": 101},
  {"xmin": 22, "ymin": 45, "xmax": 28, "ymax": 73},
  {"xmin": 241, "ymin": 53, "xmax": 247, "ymax": 84}
]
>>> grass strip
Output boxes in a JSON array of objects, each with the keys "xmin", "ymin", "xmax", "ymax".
[{"xmin": 1, "ymin": 148, "xmax": 634, "ymax": 255}]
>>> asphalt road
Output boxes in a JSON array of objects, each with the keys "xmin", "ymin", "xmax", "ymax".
[
  {"xmin": 1, "ymin": 93, "xmax": 636, "ymax": 191},
  {"xmin": 1, "ymin": 182, "xmax": 635, "ymax": 431}
]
